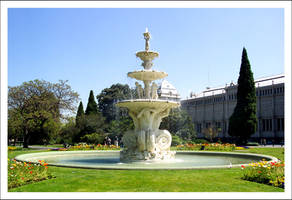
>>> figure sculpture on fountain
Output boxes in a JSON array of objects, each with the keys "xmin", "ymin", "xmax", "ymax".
[{"xmin": 135, "ymin": 82, "xmax": 144, "ymax": 99}]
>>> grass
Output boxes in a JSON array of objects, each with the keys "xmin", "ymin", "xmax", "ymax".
[
  {"xmin": 239, "ymin": 148, "xmax": 285, "ymax": 161},
  {"xmin": 8, "ymin": 147, "xmax": 285, "ymax": 192}
]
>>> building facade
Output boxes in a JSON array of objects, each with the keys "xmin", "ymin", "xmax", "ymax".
[{"xmin": 181, "ymin": 74, "xmax": 284, "ymax": 143}]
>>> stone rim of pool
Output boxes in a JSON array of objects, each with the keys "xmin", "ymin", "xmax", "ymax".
[{"xmin": 15, "ymin": 150, "xmax": 278, "ymax": 170}]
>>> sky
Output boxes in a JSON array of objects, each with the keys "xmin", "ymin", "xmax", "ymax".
[{"xmin": 8, "ymin": 8, "xmax": 284, "ymax": 110}]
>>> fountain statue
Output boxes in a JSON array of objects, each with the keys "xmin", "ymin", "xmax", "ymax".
[{"xmin": 116, "ymin": 29, "xmax": 180, "ymax": 161}]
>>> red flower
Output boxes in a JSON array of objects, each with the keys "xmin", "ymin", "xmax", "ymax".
[
  {"xmin": 21, "ymin": 177, "xmax": 24, "ymax": 180},
  {"xmin": 29, "ymin": 171, "xmax": 33, "ymax": 174},
  {"xmin": 258, "ymin": 171, "xmax": 262, "ymax": 173},
  {"xmin": 241, "ymin": 165, "xmax": 245, "ymax": 168}
]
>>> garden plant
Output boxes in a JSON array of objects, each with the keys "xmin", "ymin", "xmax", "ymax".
[{"xmin": 241, "ymin": 160, "xmax": 285, "ymax": 188}]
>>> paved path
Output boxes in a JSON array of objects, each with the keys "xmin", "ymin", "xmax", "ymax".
[
  {"xmin": 246, "ymin": 145, "xmax": 284, "ymax": 148},
  {"xmin": 27, "ymin": 146, "xmax": 62, "ymax": 150}
]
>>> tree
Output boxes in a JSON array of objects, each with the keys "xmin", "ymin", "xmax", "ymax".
[
  {"xmin": 96, "ymin": 83, "xmax": 133, "ymax": 122},
  {"xmin": 76, "ymin": 101, "xmax": 85, "ymax": 128},
  {"xmin": 106, "ymin": 116, "xmax": 134, "ymax": 139},
  {"xmin": 8, "ymin": 109, "xmax": 23, "ymax": 145},
  {"xmin": 85, "ymin": 90, "xmax": 98, "ymax": 115},
  {"xmin": 202, "ymin": 124, "xmax": 220, "ymax": 143},
  {"xmin": 160, "ymin": 108, "xmax": 196, "ymax": 142},
  {"xmin": 8, "ymin": 79, "xmax": 79, "ymax": 147},
  {"xmin": 59, "ymin": 117, "xmax": 80, "ymax": 145},
  {"xmin": 74, "ymin": 91, "xmax": 106, "ymax": 143},
  {"xmin": 228, "ymin": 48, "xmax": 257, "ymax": 144}
]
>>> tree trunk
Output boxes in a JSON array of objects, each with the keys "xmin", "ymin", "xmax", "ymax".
[
  {"xmin": 23, "ymin": 129, "xmax": 29, "ymax": 148},
  {"xmin": 14, "ymin": 136, "xmax": 17, "ymax": 146}
]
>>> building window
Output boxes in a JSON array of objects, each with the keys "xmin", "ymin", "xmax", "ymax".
[
  {"xmin": 215, "ymin": 122, "xmax": 221, "ymax": 132},
  {"xmin": 262, "ymin": 119, "xmax": 272, "ymax": 132},
  {"xmin": 277, "ymin": 118, "xmax": 284, "ymax": 131},
  {"xmin": 205, "ymin": 122, "xmax": 211, "ymax": 129},
  {"xmin": 196, "ymin": 123, "xmax": 202, "ymax": 133}
]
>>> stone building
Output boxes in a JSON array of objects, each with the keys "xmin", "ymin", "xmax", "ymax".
[
  {"xmin": 157, "ymin": 80, "xmax": 181, "ymax": 102},
  {"xmin": 181, "ymin": 74, "xmax": 284, "ymax": 144}
]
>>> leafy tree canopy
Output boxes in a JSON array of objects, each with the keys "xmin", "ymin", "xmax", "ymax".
[
  {"xmin": 96, "ymin": 83, "xmax": 133, "ymax": 122},
  {"xmin": 160, "ymin": 108, "xmax": 196, "ymax": 142},
  {"xmin": 8, "ymin": 79, "xmax": 79, "ymax": 147}
]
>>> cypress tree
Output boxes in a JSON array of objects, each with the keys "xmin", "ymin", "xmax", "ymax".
[
  {"xmin": 85, "ymin": 90, "xmax": 98, "ymax": 115},
  {"xmin": 76, "ymin": 101, "xmax": 84, "ymax": 128},
  {"xmin": 228, "ymin": 48, "xmax": 257, "ymax": 145}
]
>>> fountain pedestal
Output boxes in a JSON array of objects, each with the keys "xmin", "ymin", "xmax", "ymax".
[
  {"xmin": 116, "ymin": 29, "xmax": 180, "ymax": 161},
  {"xmin": 117, "ymin": 100, "xmax": 179, "ymax": 161}
]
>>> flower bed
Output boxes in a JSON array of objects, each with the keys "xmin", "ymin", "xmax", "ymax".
[
  {"xmin": 241, "ymin": 160, "xmax": 284, "ymax": 188},
  {"xmin": 70, "ymin": 144, "xmax": 120, "ymax": 151},
  {"xmin": 176, "ymin": 143, "xmax": 236, "ymax": 151},
  {"xmin": 48, "ymin": 144, "xmax": 120, "ymax": 151},
  {"xmin": 8, "ymin": 159, "xmax": 54, "ymax": 189},
  {"xmin": 8, "ymin": 146, "xmax": 23, "ymax": 151}
]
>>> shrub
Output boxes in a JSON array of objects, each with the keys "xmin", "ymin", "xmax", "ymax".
[
  {"xmin": 80, "ymin": 133, "xmax": 104, "ymax": 144},
  {"xmin": 241, "ymin": 160, "xmax": 284, "ymax": 188},
  {"xmin": 171, "ymin": 135, "xmax": 183, "ymax": 146},
  {"xmin": 175, "ymin": 143, "xmax": 236, "ymax": 151},
  {"xmin": 193, "ymin": 139, "xmax": 210, "ymax": 144}
]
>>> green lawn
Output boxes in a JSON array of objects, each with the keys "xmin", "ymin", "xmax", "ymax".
[
  {"xmin": 239, "ymin": 147, "xmax": 285, "ymax": 161},
  {"xmin": 8, "ymin": 147, "xmax": 285, "ymax": 192}
]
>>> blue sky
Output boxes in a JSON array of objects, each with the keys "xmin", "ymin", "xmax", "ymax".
[{"xmin": 8, "ymin": 8, "xmax": 284, "ymax": 110}]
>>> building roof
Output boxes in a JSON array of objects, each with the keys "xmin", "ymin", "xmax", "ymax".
[
  {"xmin": 186, "ymin": 74, "xmax": 284, "ymax": 100},
  {"xmin": 158, "ymin": 79, "xmax": 181, "ymax": 98}
]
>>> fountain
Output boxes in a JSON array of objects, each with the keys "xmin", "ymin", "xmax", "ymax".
[
  {"xmin": 14, "ymin": 30, "xmax": 279, "ymax": 170},
  {"xmin": 116, "ymin": 28, "xmax": 179, "ymax": 161}
]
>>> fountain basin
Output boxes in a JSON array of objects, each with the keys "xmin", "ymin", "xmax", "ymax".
[
  {"xmin": 14, "ymin": 150, "xmax": 278, "ymax": 170},
  {"xmin": 127, "ymin": 70, "xmax": 168, "ymax": 81},
  {"xmin": 136, "ymin": 51, "xmax": 159, "ymax": 61},
  {"xmin": 116, "ymin": 99, "xmax": 179, "ymax": 111}
]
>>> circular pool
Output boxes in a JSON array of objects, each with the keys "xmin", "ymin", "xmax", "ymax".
[{"xmin": 15, "ymin": 150, "xmax": 278, "ymax": 170}]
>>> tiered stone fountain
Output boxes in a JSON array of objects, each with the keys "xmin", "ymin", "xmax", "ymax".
[{"xmin": 116, "ymin": 29, "xmax": 180, "ymax": 161}]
